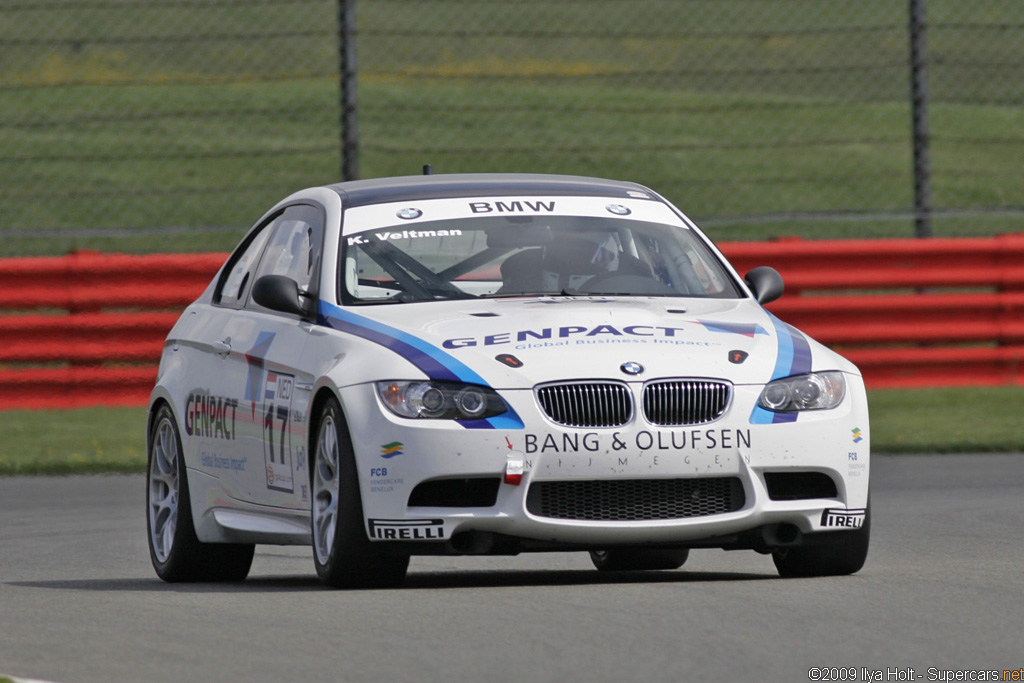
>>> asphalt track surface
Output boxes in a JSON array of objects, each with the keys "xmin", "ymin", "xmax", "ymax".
[{"xmin": 2, "ymin": 454, "xmax": 1023, "ymax": 683}]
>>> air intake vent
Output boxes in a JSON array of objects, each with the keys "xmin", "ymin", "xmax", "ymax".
[
  {"xmin": 764, "ymin": 472, "xmax": 838, "ymax": 501},
  {"xmin": 536, "ymin": 382, "xmax": 632, "ymax": 428},
  {"xmin": 642, "ymin": 380, "xmax": 730, "ymax": 426},
  {"xmin": 526, "ymin": 477, "xmax": 745, "ymax": 521},
  {"xmin": 408, "ymin": 477, "xmax": 501, "ymax": 508}
]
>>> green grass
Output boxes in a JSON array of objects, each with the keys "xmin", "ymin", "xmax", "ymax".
[
  {"xmin": 869, "ymin": 387, "xmax": 1024, "ymax": 454},
  {"xmin": 1, "ymin": 0, "xmax": 1023, "ymax": 254},
  {"xmin": 3, "ymin": 77, "xmax": 1022, "ymax": 254},
  {"xmin": 0, "ymin": 406, "xmax": 147, "ymax": 476},
  {"xmin": 0, "ymin": 387, "xmax": 1021, "ymax": 475}
]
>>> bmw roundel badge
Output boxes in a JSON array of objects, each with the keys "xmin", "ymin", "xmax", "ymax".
[
  {"xmin": 620, "ymin": 361, "xmax": 644, "ymax": 376},
  {"xmin": 396, "ymin": 207, "xmax": 422, "ymax": 220}
]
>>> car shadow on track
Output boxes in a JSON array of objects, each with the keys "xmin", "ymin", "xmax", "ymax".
[
  {"xmin": 402, "ymin": 569, "xmax": 775, "ymax": 590},
  {"xmin": 6, "ymin": 568, "xmax": 774, "ymax": 594}
]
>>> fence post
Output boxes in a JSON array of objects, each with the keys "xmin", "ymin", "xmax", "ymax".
[
  {"xmin": 909, "ymin": 0, "xmax": 932, "ymax": 237},
  {"xmin": 338, "ymin": 0, "xmax": 360, "ymax": 181}
]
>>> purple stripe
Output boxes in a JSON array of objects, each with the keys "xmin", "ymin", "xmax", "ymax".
[
  {"xmin": 786, "ymin": 322, "xmax": 813, "ymax": 376},
  {"xmin": 770, "ymin": 322, "xmax": 812, "ymax": 424},
  {"xmin": 323, "ymin": 317, "xmax": 462, "ymax": 382}
]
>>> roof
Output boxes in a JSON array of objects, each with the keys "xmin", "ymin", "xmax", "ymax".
[{"xmin": 327, "ymin": 173, "xmax": 657, "ymax": 208}]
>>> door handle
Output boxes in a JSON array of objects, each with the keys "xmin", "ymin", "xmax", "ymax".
[{"xmin": 213, "ymin": 339, "xmax": 232, "ymax": 357}]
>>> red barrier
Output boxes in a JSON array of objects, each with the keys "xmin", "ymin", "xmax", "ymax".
[
  {"xmin": 0, "ymin": 251, "xmax": 224, "ymax": 409},
  {"xmin": 0, "ymin": 366, "xmax": 156, "ymax": 409},
  {"xmin": 722, "ymin": 234, "xmax": 1024, "ymax": 388},
  {"xmin": 721, "ymin": 234, "xmax": 1024, "ymax": 291},
  {"xmin": 2, "ymin": 236, "xmax": 1023, "ymax": 409},
  {"xmin": 0, "ymin": 251, "xmax": 224, "ymax": 311}
]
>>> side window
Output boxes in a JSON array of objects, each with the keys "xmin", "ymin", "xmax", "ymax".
[
  {"xmin": 217, "ymin": 222, "xmax": 274, "ymax": 308},
  {"xmin": 248, "ymin": 204, "xmax": 324, "ymax": 310}
]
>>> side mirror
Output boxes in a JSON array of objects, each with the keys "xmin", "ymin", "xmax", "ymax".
[
  {"xmin": 252, "ymin": 275, "xmax": 312, "ymax": 317},
  {"xmin": 744, "ymin": 266, "xmax": 784, "ymax": 305}
]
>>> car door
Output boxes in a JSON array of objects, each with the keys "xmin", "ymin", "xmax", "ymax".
[
  {"xmin": 180, "ymin": 217, "xmax": 275, "ymax": 489},
  {"xmin": 216, "ymin": 203, "xmax": 325, "ymax": 510}
]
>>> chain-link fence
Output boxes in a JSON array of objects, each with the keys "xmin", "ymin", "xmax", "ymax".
[{"xmin": 2, "ymin": 0, "xmax": 1022, "ymax": 255}]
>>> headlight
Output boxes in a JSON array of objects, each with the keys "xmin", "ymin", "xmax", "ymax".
[
  {"xmin": 376, "ymin": 381, "xmax": 509, "ymax": 420},
  {"xmin": 758, "ymin": 372, "xmax": 846, "ymax": 412}
]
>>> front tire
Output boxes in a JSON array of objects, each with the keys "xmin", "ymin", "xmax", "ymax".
[
  {"xmin": 589, "ymin": 548, "xmax": 690, "ymax": 572},
  {"xmin": 146, "ymin": 403, "xmax": 254, "ymax": 582},
  {"xmin": 772, "ymin": 504, "xmax": 871, "ymax": 578},
  {"xmin": 311, "ymin": 398, "xmax": 409, "ymax": 588}
]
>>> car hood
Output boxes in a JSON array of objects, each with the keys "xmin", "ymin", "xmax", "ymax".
[{"xmin": 319, "ymin": 296, "xmax": 858, "ymax": 388}]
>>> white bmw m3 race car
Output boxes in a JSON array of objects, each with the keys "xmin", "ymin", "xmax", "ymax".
[{"xmin": 146, "ymin": 173, "xmax": 870, "ymax": 587}]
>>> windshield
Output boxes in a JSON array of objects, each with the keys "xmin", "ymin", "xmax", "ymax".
[{"xmin": 340, "ymin": 206, "xmax": 742, "ymax": 304}]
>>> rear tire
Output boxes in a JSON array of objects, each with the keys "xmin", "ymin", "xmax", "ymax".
[
  {"xmin": 772, "ymin": 504, "xmax": 870, "ymax": 578},
  {"xmin": 589, "ymin": 548, "xmax": 689, "ymax": 572},
  {"xmin": 311, "ymin": 398, "xmax": 409, "ymax": 588},
  {"xmin": 146, "ymin": 403, "xmax": 254, "ymax": 582}
]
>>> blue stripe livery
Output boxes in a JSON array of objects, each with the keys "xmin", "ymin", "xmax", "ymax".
[
  {"xmin": 697, "ymin": 320, "xmax": 768, "ymax": 337},
  {"xmin": 750, "ymin": 313, "xmax": 813, "ymax": 425},
  {"xmin": 318, "ymin": 301, "xmax": 524, "ymax": 429}
]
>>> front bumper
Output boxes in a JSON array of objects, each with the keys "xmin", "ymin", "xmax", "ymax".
[{"xmin": 339, "ymin": 380, "xmax": 870, "ymax": 552}]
